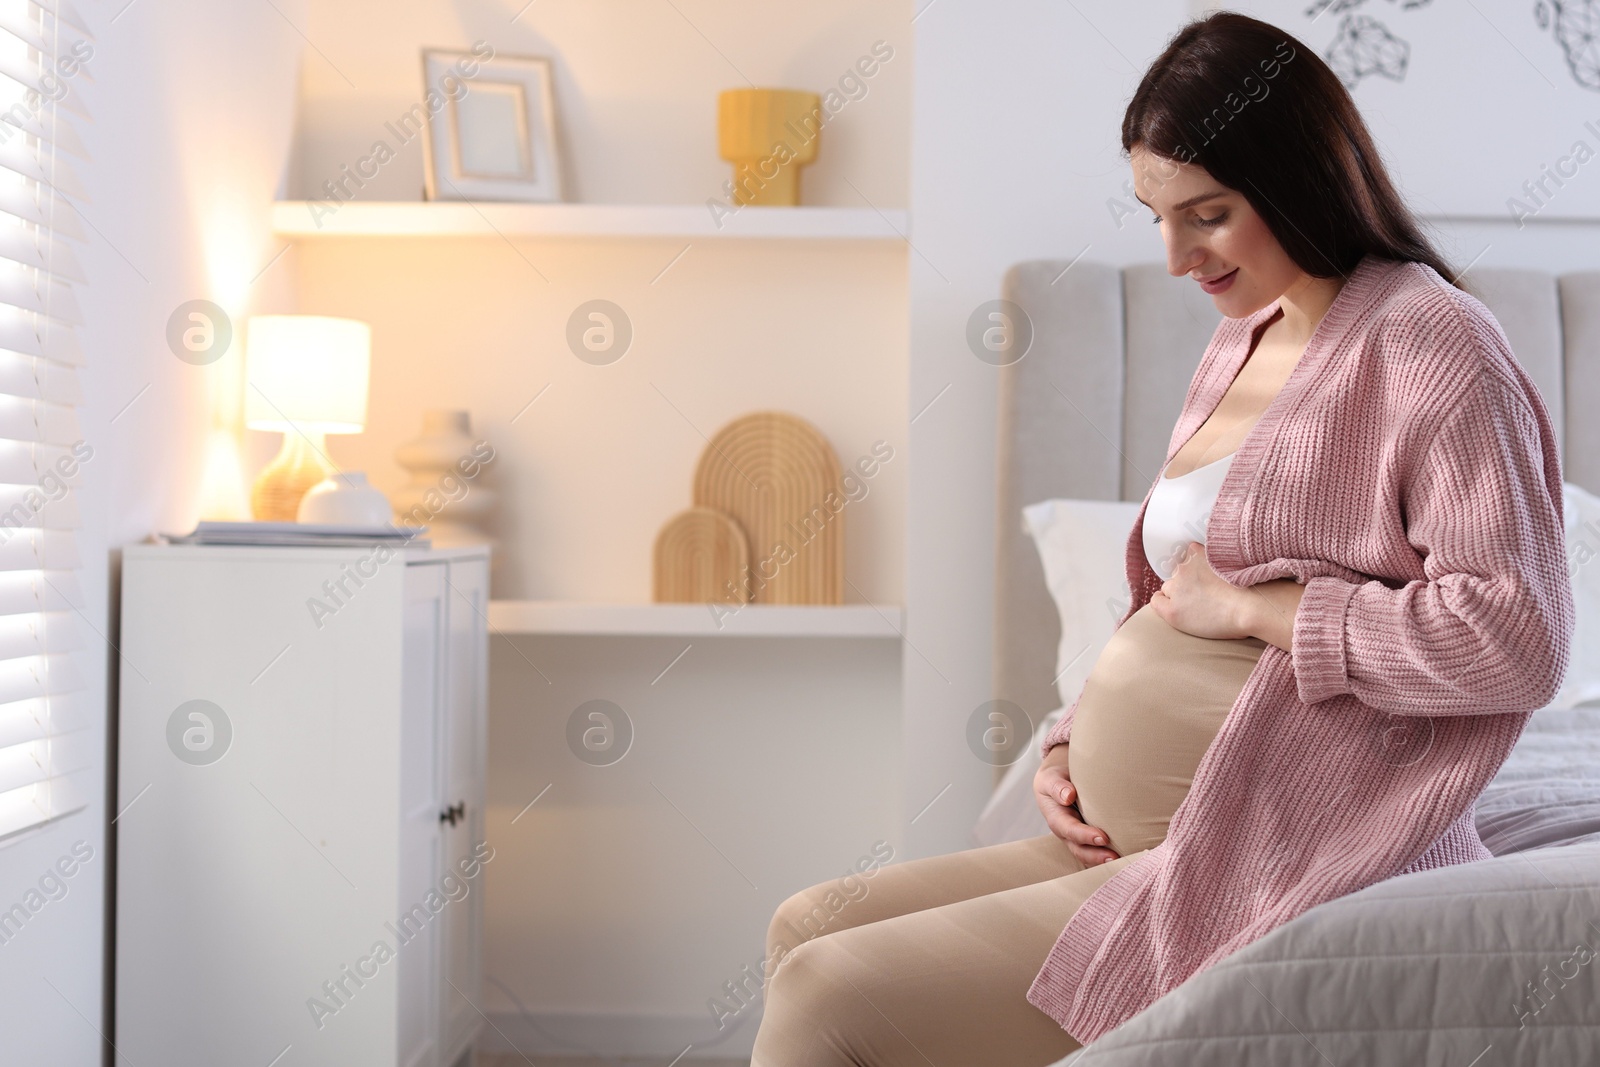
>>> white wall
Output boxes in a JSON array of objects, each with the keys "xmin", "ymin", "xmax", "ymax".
[
  {"xmin": 0, "ymin": 1, "xmax": 304, "ymax": 1060},
  {"xmin": 298, "ymin": 236, "xmax": 909, "ymax": 606},
  {"xmin": 483, "ymin": 634, "xmax": 901, "ymax": 1058},
  {"xmin": 1239, "ymin": 0, "xmax": 1600, "ymax": 224},
  {"xmin": 298, "ymin": 226, "xmax": 911, "ymax": 1060},
  {"xmin": 290, "ymin": 0, "xmax": 913, "ymax": 607},
  {"xmin": 902, "ymin": 1, "xmax": 1196, "ymax": 860},
  {"xmin": 292, "ymin": 0, "xmax": 909, "ymax": 208},
  {"xmin": 290, "ymin": 1, "xmax": 912, "ymax": 1058},
  {"xmin": 1217, "ymin": 0, "xmax": 1600, "ymax": 272}
]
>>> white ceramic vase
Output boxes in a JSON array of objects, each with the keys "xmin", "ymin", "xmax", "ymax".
[
  {"xmin": 296, "ymin": 471, "xmax": 393, "ymax": 526},
  {"xmin": 390, "ymin": 410, "xmax": 496, "ymax": 547}
]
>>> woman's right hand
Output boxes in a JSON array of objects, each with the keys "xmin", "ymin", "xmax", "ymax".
[{"xmin": 1034, "ymin": 743, "xmax": 1121, "ymax": 866}]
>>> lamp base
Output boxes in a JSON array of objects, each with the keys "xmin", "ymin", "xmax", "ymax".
[{"xmin": 251, "ymin": 430, "xmax": 332, "ymax": 522}]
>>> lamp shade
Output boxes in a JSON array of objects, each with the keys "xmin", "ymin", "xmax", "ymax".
[{"xmin": 245, "ymin": 315, "xmax": 371, "ymax": 433}]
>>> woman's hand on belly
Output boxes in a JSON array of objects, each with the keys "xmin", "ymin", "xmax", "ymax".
[
  {"xmin": 1148, "ymin": 541, "xmax": 1256, "ymax": 640},
  {"xmin": 1034, "ymin": 744, "xmax": 1121, "ymax": 865}
]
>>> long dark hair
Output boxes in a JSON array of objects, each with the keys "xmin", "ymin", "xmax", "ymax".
[{"xmin": 1123, "ymin": 12, "xmax": 1467, "ymax": 294}]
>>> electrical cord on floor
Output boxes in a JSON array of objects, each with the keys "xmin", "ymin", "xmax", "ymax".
[{"xmin": 484, "ymin": 973, "xmax": 756, "ymax": 1063}]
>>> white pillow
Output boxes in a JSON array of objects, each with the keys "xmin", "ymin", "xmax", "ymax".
[
  {"xmin": 1020, "ymin": 482, "xmax": 1600, "ymax": 713},
  {"xmin": 1552, "ymin": 481, "xmax": 1600, "ymax": 708},
  {"xmin": 1021, "ymin": 498, "xmax": 1141, "ymax": 712},
  {"xmin": 971, "ymin": 707, "xmax": 1062, "ymax": 847}
]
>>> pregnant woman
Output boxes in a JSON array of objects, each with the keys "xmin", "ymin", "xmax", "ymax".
[{"xmin": 750, "ymin": 11, "xmax": 1572, "ymax": 1066}]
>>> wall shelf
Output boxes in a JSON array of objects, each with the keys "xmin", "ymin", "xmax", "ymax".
[
  {"xmin": 487, "ymin": 599, "xmax": 904, "ymax": 638},
  {"xmin": 272, "ymin": 201, "xmax": 910, "ymax": 241}
]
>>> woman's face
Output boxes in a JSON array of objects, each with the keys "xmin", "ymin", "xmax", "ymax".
[{"xmin": 1129, "ymin": 145, "xmax": 1303, "ymax": 319}]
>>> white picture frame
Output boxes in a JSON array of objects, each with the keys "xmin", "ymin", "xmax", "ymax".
[{"xmin": 421, "ymin": 49, "xmax": 564, "ymax": 203}]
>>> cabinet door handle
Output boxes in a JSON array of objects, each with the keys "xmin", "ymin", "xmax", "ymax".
[{"xmin": 439, "ymin": 801, "xmax": 466, "ymax": 826}]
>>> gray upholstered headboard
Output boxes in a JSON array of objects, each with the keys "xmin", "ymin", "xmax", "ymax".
[{"xmin": 994, "ymin": 261, "xmax": 1600, "ymax": 723}]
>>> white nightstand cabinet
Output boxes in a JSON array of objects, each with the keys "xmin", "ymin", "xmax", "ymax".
[{"xmin": 115, "ymin": 543, "xmax": 490, "ymax": 1067}]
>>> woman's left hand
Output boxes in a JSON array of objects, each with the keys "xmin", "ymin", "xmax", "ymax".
[{"xmin": 1147, "ymin": 541, "xmax": 1254, "ymax": 640}]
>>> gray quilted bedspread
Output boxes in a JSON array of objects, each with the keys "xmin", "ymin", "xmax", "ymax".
[{"xmin": 1053, "ymin": 705, "xmax": 1600, "ymax": 1065}]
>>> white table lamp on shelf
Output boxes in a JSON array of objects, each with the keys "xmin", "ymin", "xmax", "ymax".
[{"xmin": 245, "ymin": 315, "xmax": 371, "ymax": 521}]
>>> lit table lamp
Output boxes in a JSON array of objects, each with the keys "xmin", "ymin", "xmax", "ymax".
[{"xmin": 245, "ymin": 315, "xmax": 371, "ymax": 522}]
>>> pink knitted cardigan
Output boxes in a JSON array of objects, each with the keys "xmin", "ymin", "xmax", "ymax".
[{"xmin": 1026, "ymin": 253, "xmax": 1575, "ymax": 1043}]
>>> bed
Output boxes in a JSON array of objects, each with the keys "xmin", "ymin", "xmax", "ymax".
[{"xmin": 983, "ymin": 259, "xmax": 1600, "ymax": 1063}]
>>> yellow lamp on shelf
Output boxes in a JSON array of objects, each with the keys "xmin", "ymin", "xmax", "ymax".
[{"xmin": 245, "ymin": 315, "xmax": 371, "ymax": 522}]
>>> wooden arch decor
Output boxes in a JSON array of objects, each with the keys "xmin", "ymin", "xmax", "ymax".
[
  {"xmin": 653, "ymin": 506, "xmax": 750, "ymax": 604},
  {"xmin": 691, "ymin": 411, "xmax": 844, "ymax": 605}
]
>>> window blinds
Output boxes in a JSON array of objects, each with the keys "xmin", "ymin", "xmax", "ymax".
[{"xmin": 0, "ymin": 0, "xmax": 91, "ymax": 843}]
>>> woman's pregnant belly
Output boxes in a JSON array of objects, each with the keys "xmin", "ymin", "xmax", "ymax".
[{"xmin": 1066, "ymin": 603, "xmax": 1268, "ymax": 856}]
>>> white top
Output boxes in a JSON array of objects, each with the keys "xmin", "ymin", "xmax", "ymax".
[{"xmin": 1142, "ymin": 450, "xmax": 1237, "ymax": 580}]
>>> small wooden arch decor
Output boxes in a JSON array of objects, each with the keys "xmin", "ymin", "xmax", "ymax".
[
  {"xmin": 653, "ymin": 506, "xmax": 750, "ymax": 604},
  {"xmin": 691, "ymin": 411, "xmax": 843, "ymax": 605}
]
